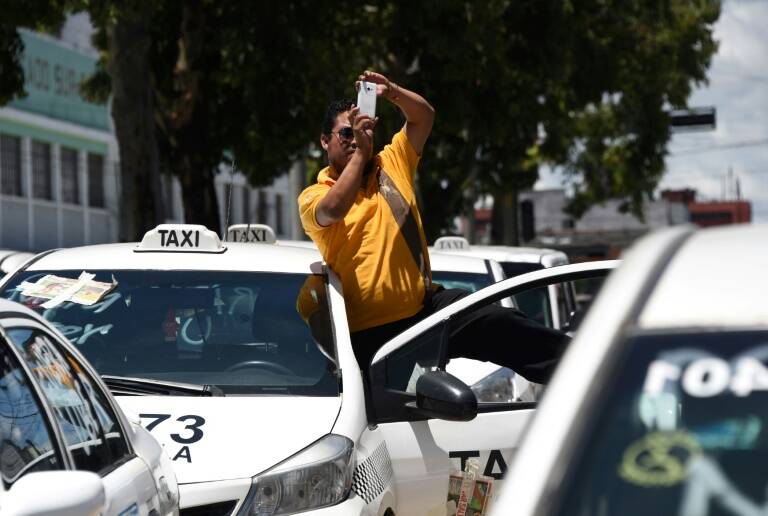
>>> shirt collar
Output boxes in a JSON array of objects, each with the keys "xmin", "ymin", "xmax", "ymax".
[{"xmin": 317, "ymin": 167, "xmax": 336, "ymax": 186}]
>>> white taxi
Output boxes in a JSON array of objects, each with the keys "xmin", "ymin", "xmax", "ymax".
[
  {"xmin": 492, "ymin": 223, "xmax": 768, "ymax": 516},
  {"xmin": 432, "ymin": 236, "xmax": 577, "ymax": 330},
  {"xmin": 429, "ymin": 251, "xmax": 505, "ymax": 295},
  {"xmin": 0, "ymin": 298, "xmax": 178, "ymax": 516},
  {"xmin": 0, "ymin": 224, "xmax": 615, "ymax": 515}
]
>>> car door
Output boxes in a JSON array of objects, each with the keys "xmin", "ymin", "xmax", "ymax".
[
  {"xmin": 0, "ymin": 338, "xmax": 66, "ymax": 489},
  {"xmin": 4, "ymin": 323, "xmax": 161, "ymax": 516},
  {"xmin": 367, "ymin": 261, "xmax": 619, "ymax": 515}
]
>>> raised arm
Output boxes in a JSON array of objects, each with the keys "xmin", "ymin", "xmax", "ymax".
[
  {"xmin": 315, "ymin": 107, "xmax": 377, "ymax": 227},
  {"xmin": 358, "ymin": 71, "xmax": 435, "ymax": 155}
]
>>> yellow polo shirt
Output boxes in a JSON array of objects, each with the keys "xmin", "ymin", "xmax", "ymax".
[{"xmin": 298, "ymin": 129, "xmax": 431, "ymax": 332}]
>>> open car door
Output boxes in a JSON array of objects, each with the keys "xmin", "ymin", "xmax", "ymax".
[{"xmin": 366, "ymin": 261, "xmax": 619, "ymax": 515}]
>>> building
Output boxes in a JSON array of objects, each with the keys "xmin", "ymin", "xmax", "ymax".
[
  {"xmin": 0, "ymin": 26, "xmax": 119, "ymax": 251},
  {"xmin": 0, "ymin": 18, "xmax": 301, "ymax": 252},
  {"xmin": 661, "ymin": 189, "xmax": 751, "ymax": 227}
]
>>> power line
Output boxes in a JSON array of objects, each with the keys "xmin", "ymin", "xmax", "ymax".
[{"xmin": 670, "ymin": 138, "xmax": 768, "ymax": 156}]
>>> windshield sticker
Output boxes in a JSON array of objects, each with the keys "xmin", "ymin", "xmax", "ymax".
[
  {"xmin": 643, "ymin": 357, "xmax": 768, "ymax": 398},
  {"xmin": 618, "ymin": 431, "xmax": 701, "ymax": 487},
  {"xmin": 53, "ymin": 322, "xmax": 114, "ymax": 346},
  {"xmin": 19, "ymin": 272, "xmax": 117, "ymax": 308}
]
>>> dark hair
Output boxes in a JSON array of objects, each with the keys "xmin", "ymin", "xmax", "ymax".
[{"xmin": 321, "ymin": 98, "xmax": 355, "ymax": 135}]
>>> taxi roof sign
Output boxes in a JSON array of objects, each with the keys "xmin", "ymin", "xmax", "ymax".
[
  {"xmin": 434, "ymin": 236, "xmax": 471, "ymax": 251},
  {"xmin": 227, "ymin": 224, "xmax": 277, "ymax": 244},
  {"xmin": 135, "ymin": 224, "xmax": 225, "ymax": 253}
]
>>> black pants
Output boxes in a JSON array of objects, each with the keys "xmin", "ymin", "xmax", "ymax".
[{"xmin": 350, "ymin": 287, "xmax": 569, "ymax": 384}]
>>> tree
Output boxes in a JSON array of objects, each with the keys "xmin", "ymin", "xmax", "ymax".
[
  {"xmin": 360, "ymin": 0, "xmax": 720, "ymax": 243},
  {"xmin": 0, "ymin": 1, "xmax": 67, "ymax": 105},
  {"xmin": 5, "ymin": 1, "xmax": 719, "ymax": 244},
  {"xmin": 82, "ymin": 1, "xmax": 166, "ymax": 241},
  {"xmin": 82, "ymin": 0, "xmax": 376, "ymax": 234}
]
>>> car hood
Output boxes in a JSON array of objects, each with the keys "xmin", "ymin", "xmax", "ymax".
[{"xmin": 117, "ymin": 395, "xmax": 342, "ymax": 484}]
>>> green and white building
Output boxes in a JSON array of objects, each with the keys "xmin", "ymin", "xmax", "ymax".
[
  {"xmin": 0, "ymin": 17, "xmax": 302, "ymax": 252},
  {"xmin": 0, "ymin": 25, "xmax": 119, "ymax": 250}
]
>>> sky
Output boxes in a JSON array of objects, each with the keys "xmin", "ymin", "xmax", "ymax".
[{"xmin": 536, "ymin": 0, "xmax": 768, "ymax": 222}]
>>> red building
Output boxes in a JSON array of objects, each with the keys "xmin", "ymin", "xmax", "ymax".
[{"xmin": 661, "ymin": 189, "xmax": 751, "ymax": 227}]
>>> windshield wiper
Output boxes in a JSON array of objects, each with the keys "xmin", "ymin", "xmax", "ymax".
[{"xmin": 102, "ymin": 375, "xmax": 224, "ymax": 397}]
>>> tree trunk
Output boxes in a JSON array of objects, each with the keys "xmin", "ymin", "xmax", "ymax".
[
  {"xmin": 107, "ymin": 5, "xmax": 164, "ymax": 241},
  {"xmin": 491, "ymin": 190, "xmax": 519, "ymax": 245},
  {"xmin": 166, "ymin": 1, "xmax": 220, "ymax": 234},
  {"xmin": 177, "ymin": 155, "xmax": 220, "ymax": 232}
]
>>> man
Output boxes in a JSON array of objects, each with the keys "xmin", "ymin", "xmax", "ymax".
[{"xmin": 299, "ymin": 70, "xmax": 567, "ymax": 383}]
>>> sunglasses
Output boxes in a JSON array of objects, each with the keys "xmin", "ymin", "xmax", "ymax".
[{"xmin": 332, "ymin": 126, "xmax": 354, "ymax": 141}]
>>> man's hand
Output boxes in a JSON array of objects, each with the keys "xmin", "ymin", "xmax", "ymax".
[
  {"xmin": 355, "ymin": 70, "xmax": 434, "ymax": 155},
  {"xmin": 348, "ymin": 106, "xmax": 377, "ymax": 160},
  {"xmin": 356, "ymin": 70, "xmax": 395, "ymax": 101}
]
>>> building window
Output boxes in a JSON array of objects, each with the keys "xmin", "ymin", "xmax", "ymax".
[
  {"xmin": 257, "ymin": 190, "xmax": 267, "ymax": 224},
  {"xmin": 0, "ymin": 134, "xmax": 22, "ymax": 196},
  {"xmin": 60, "ymin": 147, "xmax": 79, "ymax": 204},
  {"xmin": 32, "ymin": 140, "xmax": 52, "ymax": 200},
  {"xmin": 242, "ymin": 186, "xmax": 251, "ymax": 223},
  {"xmin": 87, "ymin": 153, "xmax": 104, "ymax": 208},
  {"xmin": 275, "ymin": 193, "xmax": 283, "ymax": 234}
]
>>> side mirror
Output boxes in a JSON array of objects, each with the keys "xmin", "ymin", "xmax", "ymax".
[
  {"xmin": 3, "ymin": 470, "xmax": 106, "ymax": 516},
  {"xmin": 408, "ymin": 370, "xmax": 477, "ymax": 421}
]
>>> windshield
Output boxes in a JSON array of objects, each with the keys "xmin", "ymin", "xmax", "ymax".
[
  {"xmin": 555, "ymin": 330, "xmax": 768, "ymax": 516},
  {"xmin": 432, "ymin": 271, "xmax": 492, "ymax": 293},
  {"xmin": 2, "ymin": 270, "xmax": 338, "ymax": 396}
]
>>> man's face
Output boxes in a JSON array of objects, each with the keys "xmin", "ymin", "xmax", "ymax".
[{"xmin": 321, "ymin": 111, "xmax": 357, "ymax": 175}]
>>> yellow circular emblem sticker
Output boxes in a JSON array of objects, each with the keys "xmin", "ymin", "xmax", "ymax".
[{"xmin": 618, "ymin": 431, "xmax": 701, "ymax": 487}]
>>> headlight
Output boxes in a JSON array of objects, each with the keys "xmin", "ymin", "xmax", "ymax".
[{"xmin": 238, "ymin": 434, "xmax": 354, "ymax": 515}]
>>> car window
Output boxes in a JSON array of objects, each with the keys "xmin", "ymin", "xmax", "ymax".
[
  {"xmin": 385, "ymin": 323, "xmax": 445, "ymax": 393},
  {"xmin": 432, "ymin": 271, "xmax": 492, "ymax": 293},
  {"xmin": 7, "ymin": 328, "xmax": 115, "ymax": 475},
  {"xmin": 554, "ymin": 330, "xmax": 768, "ymax": 516},
  {"xmin": 56, "ymin": 342, "xmax": 131, "ymax": 466},
  {"xmin": 0, "ymin": 341, "xmax": 61, "ymax": 488},
  {"xmin": 3, "ymin": 270, "xmax": 339, "ymax": 396},
  {"xmin": 500, "ymin": 262, "xmax": 542, "ymax": 278},
  {"xmin": 513, "ymin": 286, "xmax": 552, "ymax": 327}
]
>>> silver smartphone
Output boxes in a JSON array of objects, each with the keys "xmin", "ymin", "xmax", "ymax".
[{"xmin": 357, "ymin": 81, "xmax": 377, "ymax": 118}]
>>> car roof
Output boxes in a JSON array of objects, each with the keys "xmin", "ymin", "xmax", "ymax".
[
  {"xmin": 429, "ymin": 251, "xmax": 492, "ymax": 274},
  {"xmin": 24, "ymin": 241, "xmax": 323, "ymax": 274},
  {"xmin": 639, "ymin": 223, "xmax": 768, "ymax": 329},
  {"xmin": 430, "ymin": 244, "xmax": 568, "ymax": 266},
  {"xmin": 1, "ymin": 252, "xmax": 35, "ymax": 273},
  {"xmin": 0, "ymin": 297, "xmax": 45, "ymax": 320},
  {"xmin": 277, "ymin": 239, "xmax": 318, "ymax": 250},
  {"xmin": 466, "ymin": 245, "xmax": 568, "ymax": 264}
]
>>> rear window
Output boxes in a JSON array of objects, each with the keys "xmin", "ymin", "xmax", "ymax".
[{"xmin": 500, "ymin": 262, "xmax": 542, "ymax": 278}]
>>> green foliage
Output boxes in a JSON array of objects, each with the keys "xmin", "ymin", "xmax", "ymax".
[
  {"xmin": 364, "ymin": 0, "xmax": 720, "ymax": 236},
  {"xmin": 2, "ymin": 0, "xmax": 720, "ymax": 236},
  {"xmin": 0, "ymin": 0, "xmax": 68, "ymax": 105},
  {"xmin": 555, "ymin": 0, "xmax": 721, "ymax": 218}
]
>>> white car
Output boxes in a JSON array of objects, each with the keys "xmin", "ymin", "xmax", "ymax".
[
  {"xmin": 491, "ymin": 223, "xmax": 768, "ymax": 516},
  {"xmin": 0, "ymin": 250, "xmax": 35, "ymax": 276},
  {"xmin": 0, "ymin": 298, "xmax": 179, "ymax": 516},
  {"xmin": 429, "ymin": 250, "xmax": 506, "ymax": 295},
  {"xmin": 0, "ymin": 224, "xmax": 615, "ymax": 515},
  {"xmin": 432, "ymin": 236, "xmax": 577, "ymax": 330}
]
